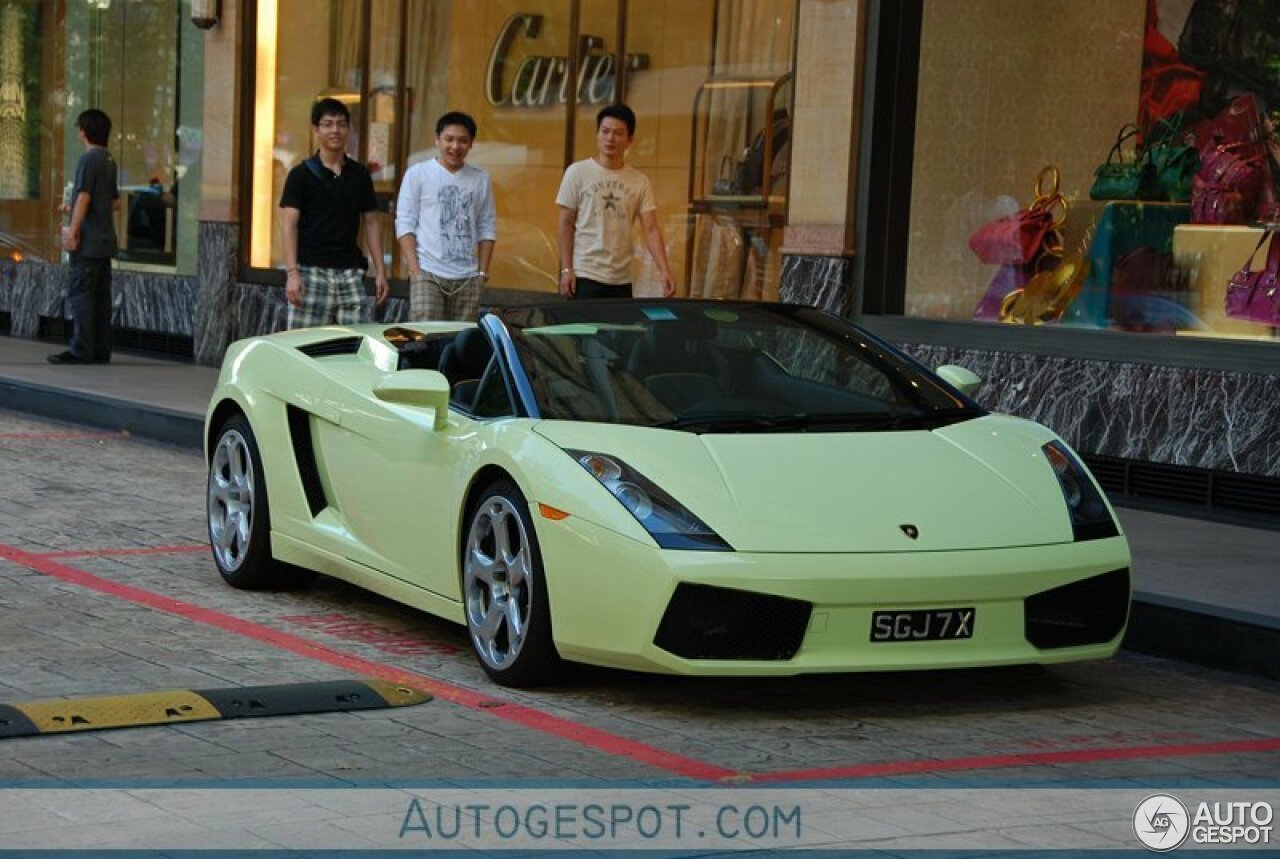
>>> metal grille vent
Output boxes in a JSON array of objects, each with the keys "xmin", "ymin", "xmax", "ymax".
[{"xmin": 1083, "ymin": 454, "xmax": 1280, "ymax": 520}]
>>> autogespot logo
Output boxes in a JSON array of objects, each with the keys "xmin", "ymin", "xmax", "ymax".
[{"xmin": 1134, "ymin": 794, "xmax": 1190, "ymax": 851}]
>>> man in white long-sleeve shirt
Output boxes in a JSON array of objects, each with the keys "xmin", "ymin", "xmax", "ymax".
[{"xmin": 395, "ymin": 112, "xmax": 497, "ymax": 321}]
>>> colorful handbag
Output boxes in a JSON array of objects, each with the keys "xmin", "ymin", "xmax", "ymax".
[
  {"xmin": 1143, "ymin": 115, "xmax": 1200, "ymax": 202},
  {"xmin": 1225, "ymin": 231, "xmax": 1280, "ymax": 325},
  {"xmin": 1191, "ymin": 143, "xmax": 1266, "ymax": 225},
  {"xmin": 1090, "ymin": 125, "xmax": 1145, "ymax": 201},
  {"xmin": 969, "ymin": 166, "xmax": 1067, "ymax": 266}
]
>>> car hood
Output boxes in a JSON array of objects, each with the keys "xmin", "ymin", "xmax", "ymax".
[{"xmin": 533, "ymin": 415, "xmax": 1078, "ymax": 552}]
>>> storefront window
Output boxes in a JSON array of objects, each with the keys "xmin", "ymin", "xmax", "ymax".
[
  {"xmin": 0, "ymin": 0, "xmax": 50, "ymax": 263},
  {"xmin": 249, "ymin": 0, "xmax": 797, "ymax": 299},
  {"xmin": 905, "ymin": 0, "xmax": 1278, "ymax": 342},
  {"xmin": 0, "ymin": 0, "xmax": 203, "ymax": 273},
  {"xmin": 62, "ymin": 0, "xmax": 205, "ymax": 275}
]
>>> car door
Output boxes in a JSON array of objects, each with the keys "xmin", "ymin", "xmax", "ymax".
[
  {"xmin": 314, "ymin": 334, "xmax": 520, "ymax": 600},
  {"xmin": 310, "ymin": 369, "xmax": 465, "ymax": 599}
]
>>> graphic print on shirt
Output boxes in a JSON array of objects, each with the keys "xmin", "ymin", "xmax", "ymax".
[
  {"xmin": 588, "ymin": 179, "xmax": 630, "ymax": 221},
  {"xmin": 438, "ymin": 184, "xmax": 473, "ymax": 264}
]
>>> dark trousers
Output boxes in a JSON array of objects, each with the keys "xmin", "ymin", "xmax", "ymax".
[
  {"xmin": 67, "ymin": 256, "xmax": 113, "ymax": 361},
  {"xmin": 572, "ymin": 277, "xmax": 632, "ymax": 299}
]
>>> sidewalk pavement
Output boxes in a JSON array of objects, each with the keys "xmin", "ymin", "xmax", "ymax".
[{"xmin": 1, "ymin": 334, "xmax": 1276, "ymax": 680}]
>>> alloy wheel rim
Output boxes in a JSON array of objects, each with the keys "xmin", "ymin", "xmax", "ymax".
[
  {"xmin": 464, "ymin": 496, "xmax": 533, "ymax": 671},
  {"xmin": 208, "ymin": 429, "xmax": 255, "ymax": 572}
]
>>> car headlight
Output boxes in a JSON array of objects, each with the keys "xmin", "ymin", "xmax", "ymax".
[
  {"xmin": 566, "ymin": 449, "xmax": 731, "ymax": 551},
  {"xmin": 1041, "ymin": 440, "xmax": 1119, "ymax": 541}
]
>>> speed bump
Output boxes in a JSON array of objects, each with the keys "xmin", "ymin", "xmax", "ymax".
[{"xmin": 0, "ymin": 678, "xmax": 430, "ymax": 738}]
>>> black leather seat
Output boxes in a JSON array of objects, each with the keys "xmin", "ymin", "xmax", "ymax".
[
  {"xmin": 437, "ymin": 327, "xmax": 493, "ymax": 404},
  {"xmin": 626, "ymin": 318, "xmax": 720, "ymax": 412}
]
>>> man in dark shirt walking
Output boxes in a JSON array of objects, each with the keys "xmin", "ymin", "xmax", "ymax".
[
  {"xmin": 49, "ymin": 109, "xmax": 118, "ymax": 364},
  {"xmin": 279, "ymin": 98, "xmax": 388, "ymax": 329}
]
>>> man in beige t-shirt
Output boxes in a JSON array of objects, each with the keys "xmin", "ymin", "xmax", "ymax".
[{"xmin": 555, "ymin": 103, "xmax": 675, "ymax": 299}]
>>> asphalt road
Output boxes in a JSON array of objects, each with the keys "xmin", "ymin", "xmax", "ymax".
[{"xmin": 1, "ymin": 407, "xmax": 1277, "ymax": 851}]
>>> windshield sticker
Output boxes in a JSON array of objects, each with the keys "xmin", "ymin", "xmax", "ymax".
[
  {"xmin": 704, "ymin": 309, "xmax": 739, "ymax": 323},
  {"xmin": 641, "ymin": 307, "xmax": 679, "ymax": 321}
]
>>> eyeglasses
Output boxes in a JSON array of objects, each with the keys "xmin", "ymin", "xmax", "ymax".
[{"xmin": 316, "ymin": 120, "xmax": 349, "ymax": 131}]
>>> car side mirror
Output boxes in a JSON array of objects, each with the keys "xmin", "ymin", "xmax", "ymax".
[
  {"xmin": 373, "ymin": 370, "xmax": 451, "ymax": 430},
  {"xmin": 936, "ymin": 364, "xmax": 982, "ymax": 396}
]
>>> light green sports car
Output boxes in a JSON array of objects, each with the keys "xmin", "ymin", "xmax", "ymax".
[{"xmin": 205, "ymin": 299, "xmax": 1130, "ymax": 687}]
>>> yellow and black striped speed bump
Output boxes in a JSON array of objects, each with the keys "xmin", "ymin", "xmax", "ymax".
[{"xmin": 0, "ymin": 678, "xmax": 430, "ymax": 738}]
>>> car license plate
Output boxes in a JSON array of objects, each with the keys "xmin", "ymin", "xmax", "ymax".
[{"xmin": 870, "ymin": 608, "xmax": 974, "ymax": 642}]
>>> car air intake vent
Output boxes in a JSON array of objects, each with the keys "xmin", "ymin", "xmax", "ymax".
[
  {"xmin": 654, "ymin": 584, "xmax": 811, "ymax": 660},
  {"xmin": 297, "ymin": 336, "xmax": 363, "ymax": 358},
  {"xmin": 286, "ymin": 406, "xmax": 328, "ymax": 517},
  {"xmin": 1025, "ymin": 568, "xmax": 1129, "ymax": 649}
]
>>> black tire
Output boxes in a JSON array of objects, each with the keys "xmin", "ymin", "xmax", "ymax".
[
  {"xmin": 207, "ymin": 414, "xmax": 297, "ymax": 590},
  {"xmin": 462, "ymin": 479, "xmax": 562, "ymax": 687}
]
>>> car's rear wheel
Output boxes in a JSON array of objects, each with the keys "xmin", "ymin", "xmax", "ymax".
[
  {"xmin": 463, "ymin": 479, "xmax": 561, "ymax": 686},
  {"xmin": 207, "ymin": 414, "xmax": 287, "ymax": 590}
]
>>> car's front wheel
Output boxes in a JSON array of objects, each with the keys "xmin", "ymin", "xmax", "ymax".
[
  {"xmin": 207, "ymin": 414, "xmax": 285, "ymax": 590},
  {"xmin": 463, "ymin": 480, "xmax": 561, "ymax": 686}
]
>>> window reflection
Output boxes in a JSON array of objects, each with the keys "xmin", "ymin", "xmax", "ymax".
[{"xmin": 250, "ymin": 0, "xmax": 797, "ymax": 301}]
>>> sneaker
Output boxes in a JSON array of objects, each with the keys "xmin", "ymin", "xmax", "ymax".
[{"xmin": 46, "ymin": 351, "xmax": 90, "ymax": 365}]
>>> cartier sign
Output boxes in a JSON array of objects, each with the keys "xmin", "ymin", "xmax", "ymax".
[{"xmin": 485, "ymin": 14, "xmax": 648, "ymax": 108}]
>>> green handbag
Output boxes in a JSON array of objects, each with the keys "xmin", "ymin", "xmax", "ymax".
[
  {"xmin": 1090, "ymin": 124, "xmax": 1144, "ymax": 200},
  {"xmin": 1144, "ymin": 114, "xmax": 1200, "ymax": 202}
]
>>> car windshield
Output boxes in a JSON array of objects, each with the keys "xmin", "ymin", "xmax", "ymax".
[{"xmin": 500, "ymin": 301, "xmax": 983, "ymax": 432}]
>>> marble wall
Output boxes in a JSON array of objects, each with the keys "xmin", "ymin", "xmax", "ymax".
[
  {"xmin": 0, "ymin": 260, "xmax": 196, "ymax": 339},
  {"xmin": 780, "ymin": 254, "xmax": 851, "ymax": 316},
  {"xmin": 905, "ymin": 343, "xmax": 1280, "ymax": 478}
]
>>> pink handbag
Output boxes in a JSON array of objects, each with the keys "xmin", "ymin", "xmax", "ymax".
[
  {"xmin": 1225, "ymin": 231, "xmax": 1280, "ymax": 325},
  {"xmin": 1190, "ymin": 143, "xmax": 1266, "ymax": 225},
  {"xmin": 967, "ymin": 203, "xmax": 1057, "ymax": 266}
]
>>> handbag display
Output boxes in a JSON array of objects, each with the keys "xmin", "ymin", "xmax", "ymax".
[
  {"xmin": 1180, "ymin": 93, "xmax": 1270, "ymax": 156},
  {"xmin": 969, "ymin": 166, "xmax": 1067, "ymax": 266},
  {"xmin": 1143, "ymin": 115, "xmax": 1200, "ymax": 202},
  {"xmin": 1089, "ymin": 125, "xmax": 1146, "ymax": 201},
  {"xmin": 971, "ymin": 167, "xmax": 1071, "ymax": 320},
  {"xmin": 1224, "ymin": 230, "xmax": 1280, "ymax": 325},
  {"xmin": 1191, "ymin": 143, "xmax": 1266, "ymax": 225}
]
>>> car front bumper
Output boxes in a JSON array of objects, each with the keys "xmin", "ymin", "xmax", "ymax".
[{"xmin": 537, "ymin": 515, "xmax": 1131, "ymax": 676}]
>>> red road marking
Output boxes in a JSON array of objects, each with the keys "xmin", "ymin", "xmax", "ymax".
[
  {"xmin": 3, "ymin": 539, "xmax": 1278, "ymax": 784},
  {"xmin": 745, "ymin": 737, "xmax": 1280, "ymax": 783},
  {"xmin": 42, "ymin": 545, "xmax": 208, "ymax": 559},
  {"xmin": 0, "ymin": 542, "xmax": 732, "ymax": 781}
]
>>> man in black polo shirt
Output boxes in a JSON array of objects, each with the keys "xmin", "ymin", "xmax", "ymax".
[{"xmin": 279, "ymin": 98, "xmax": 388, "ymax": 329}]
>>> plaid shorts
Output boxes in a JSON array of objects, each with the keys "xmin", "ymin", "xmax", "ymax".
[
  {"xmin": 410, "ymin": 272, "xmax": 483, "ymax": 322},
  {"xmin": 287, "ymin": 266, "xmax": 367, "ymax": 329}
]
